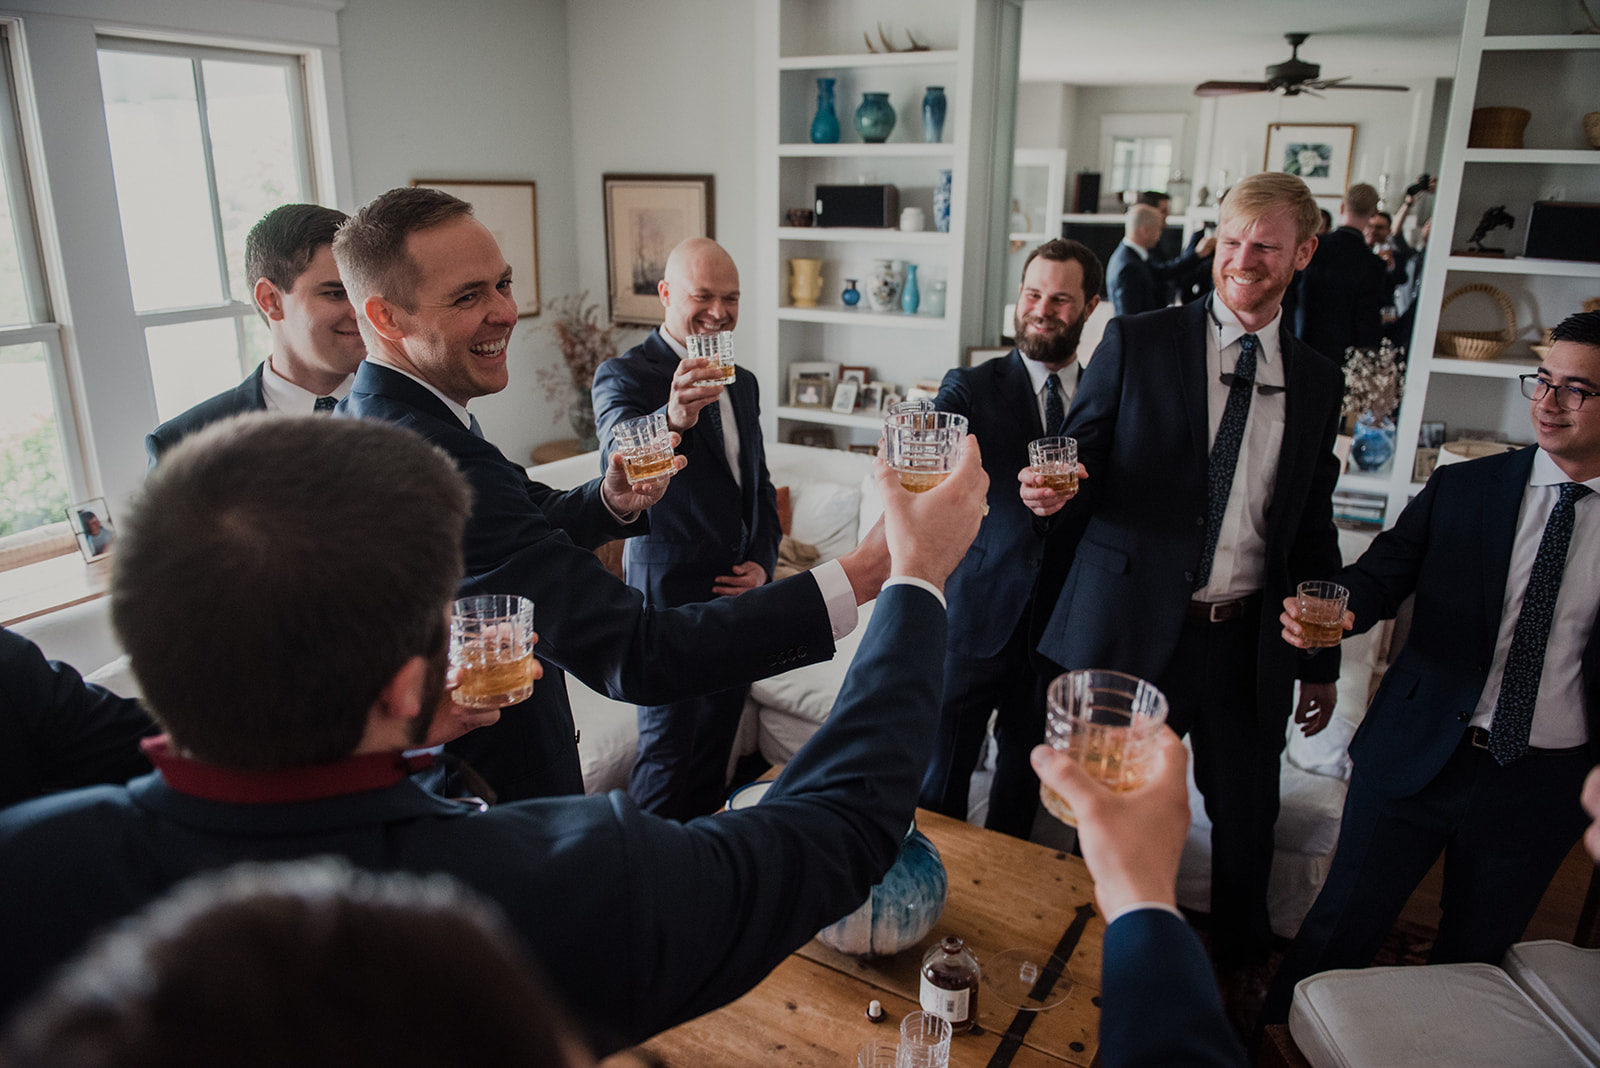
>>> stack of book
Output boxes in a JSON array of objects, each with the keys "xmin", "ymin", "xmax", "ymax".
[{"xmin": 1332, "ymin": 490, "xmax": 1386, "ymax": 531}]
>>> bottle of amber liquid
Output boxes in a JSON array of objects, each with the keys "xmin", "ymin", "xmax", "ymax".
[{"xmin": 919, "ymin": 935, "xmax": 980, "ymax": 1034}]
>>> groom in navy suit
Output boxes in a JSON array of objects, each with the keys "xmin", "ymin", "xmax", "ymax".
[
  {"xmin": 1261, "ymin": 309, "xmax": 1600, "ymax": 1025},
  {"xmin": 1027, "ymin": 172, "xmax": 1345, "ymax": 986},
  {"xmin": 592, "ymin": 239, "xmax": 783, "ymax": 818},
  {"xmin": 920, "ymin": 238, "xmax": 1101, "ymax": 837},
  {"xmin": 334, "ymin": 188, "xmax": 887, "ymax": 803}
]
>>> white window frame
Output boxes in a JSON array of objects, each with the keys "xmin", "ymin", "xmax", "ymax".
[{"xmin": 1098, "ymin": 112, "xmax": 1187, "ymax": 199}]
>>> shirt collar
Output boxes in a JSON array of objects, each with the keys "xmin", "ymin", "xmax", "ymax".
[
  {"xmin": 1209, "ymin": 296, "xmax": 1284, "ymax": 386},
  {"xmin": 367, "ymin": 356, "xmax": 474, "ymax": 430},
  {"xmin": 657, "ymin": 326, "xmax": 687, "ymax": 359},
  {"xmin": 1119, "ymin": 238, "xmax": 1150, "ymax": 262},
  {"xmin": 261, "ymin": 357, "xmax": 353, "ymax": 414},
  {"xmin": 140, "ymin": 735, "xmax": 435, "ymax": 804},
  {"xmin": 1020, "ymin": 352, "xmax": 1074, "ymax": 396},
  {"xmin": 1531, "ymin": 447, "xmax": 1600, "ymax": 492}
]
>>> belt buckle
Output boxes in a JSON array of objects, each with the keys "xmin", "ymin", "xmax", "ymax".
[
  {"xmin": 1468, "ymin": 726, "xmax": 1490, "ymax": 750},
  {"xmin": 1207, "ymin": 602, "xmax": 1230, "ymax": 623}
]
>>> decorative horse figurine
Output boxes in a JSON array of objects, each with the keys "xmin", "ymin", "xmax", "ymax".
[{"xmin": 1465, "ymin": 205, "xmax": 1515, "ymax": 255}]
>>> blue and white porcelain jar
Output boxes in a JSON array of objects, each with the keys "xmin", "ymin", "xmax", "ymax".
[
  {"xmin": 934, "ymin": 169, "xmax": 953, "ymax": 233},
  {"xmin": 816, "ymin": 820, "xmax": 948, "ymax": 957}
]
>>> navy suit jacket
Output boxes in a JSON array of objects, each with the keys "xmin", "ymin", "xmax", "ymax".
[
  {"xmin": 1038, "ymin": 302, "xmax": 1344, "ymax": 718},
  {"xmin": 1, "ymin": 629, "xmax": 156, "ymax": 809},
  {"xmin": 340, "ymin": 361, "xmax": 835, "ymax": 800},
  {"xmin": 1106, "ymin": 243, "xmax": 1165, "ymax": 318},
  {"xmin": 1100, "ymin": 909, "xmax": 1246, "ymax": 1067},
  {"xmin": 1292, "ymin": 226, "xmax": 1385, "ymax": 363},
  {"xmin": 591, "ymin": 330, "xmax": 781, "ymax": 605},
  {"xmin": 936, "ymin": 351, "xmax": 1059, "ymax": 658},
  {"xmin": 1338, "ymin": 446, "xmax": 1600, "ymax": 798},
  {"xmin": 0, "ymin": 583, "xmax": 942, "ymax": 1051},
  {"xmin": 143, "ymin": 364, "xmax": 267, "ymax": 468}
]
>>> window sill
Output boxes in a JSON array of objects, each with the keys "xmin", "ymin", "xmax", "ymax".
[{"xmin": 0, "ymin": 551, "xmax": 111, "ymax": 627}]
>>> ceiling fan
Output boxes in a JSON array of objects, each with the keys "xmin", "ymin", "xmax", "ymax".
[{"xmin": 1194, "ymin": 33, "xmax": 1409, "ymax": 97}]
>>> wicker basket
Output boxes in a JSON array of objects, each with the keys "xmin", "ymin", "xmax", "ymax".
[
  {"xmin": 1468, "ymin": 107, "xmax": 1532, "ymax": 149},
  {"xmin": 1436, "ymin": 283, "xmax": 1516, "ymax": 361}
]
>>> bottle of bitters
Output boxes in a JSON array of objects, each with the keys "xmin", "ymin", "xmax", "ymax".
[{"xmin": 920, "ymin": 934, "xmax": 980, "ymax": 1034}]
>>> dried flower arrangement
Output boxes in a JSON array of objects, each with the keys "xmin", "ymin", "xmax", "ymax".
[
  {"xmin": 537, "ymin": 293, "xmax": 620, "ymax": 444},
  {"xmin": 1342, "ymin": 338, "xmax": 1405, "ymax": 420}
]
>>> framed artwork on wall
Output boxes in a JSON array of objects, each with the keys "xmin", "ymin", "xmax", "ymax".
[
  {"xmin": 411, "ymin": 180, "xmax": 540, "ymax": 316},
  {"xmin": 1264, "ymin": 124, "xmax": 1355, "ymax": 198},
  {"xmin": 602, "ymin": 173, "xmax": 715, "ymax": 325}
]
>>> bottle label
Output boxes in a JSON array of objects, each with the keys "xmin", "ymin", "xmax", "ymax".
[{"xmin": 919, "ymin": 974, "xmax": 970, "ymax": 1023}]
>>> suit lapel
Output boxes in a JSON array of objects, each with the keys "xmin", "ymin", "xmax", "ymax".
[
  {"xmin": 1481, "ymin": 447, "xmax": 1536, "ymax": 652},
  {"xmin": 1177, "ymin": 302, "xmax": 1210, "ymax": 471},
  {"xmin": 353, "ymin": 360, "xmax": 463, "ymax": 429},
  {"xmin": 650, "ymin": 330, "xmax": 737, "ymax": 484},
  {"xmin": 998, "ymin": 352, "xmax": 1044, "ymax": 437}
]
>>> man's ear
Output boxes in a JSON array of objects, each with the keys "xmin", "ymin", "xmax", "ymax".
[
  {"xmin": 364, "ymin": 295, "xmax": 407, "ymax": 342},
  {"xmin": 657, "ymin": 277, "xmax": 671, "ymax": 310},
  {"xmin": 356, "ymin": 655, "xmax": 428, "ymax": 755},
  {"xmin": 255, "ymin": 277, "xmax": 286, "ymax": 321}
]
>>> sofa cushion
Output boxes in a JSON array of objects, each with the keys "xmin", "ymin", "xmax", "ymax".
[
  {"xmin": 1502, "ymin": 940, "xmax": 1600, "ymax": 1063},
  {"xmin": 565, "ymin": 676, "xmax": 638, "ymax": 795},
  {"xmin": 787, "ymin": 479, "xmax": 861, "ymax": 562},
  {"xmin": 1289, "ymin": 963, "xmax": 1588, "ymax": 1067}
]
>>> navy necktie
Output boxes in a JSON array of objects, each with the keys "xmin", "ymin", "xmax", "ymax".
[
  {"xmin": 1489, "ymin": 482, "xmax": 1592, "ymax": 764},
  {"xmin": 1044, "ymin": 373, "xmax": 1065, "ymax": 436},
  {"xmin": 1195, "ymin": 333, "xmax": 1258, "ymax": 590},
  {"xmin": 313, "ymin": 396, "xmax": 337, "ymax": 412},
  {"xmin": 468, "ymin": 413, "xmax": 485, "ymax": 440},
  {"xmin": 704, "ymin": 393, "xmax": 724, "ymax": 448}
]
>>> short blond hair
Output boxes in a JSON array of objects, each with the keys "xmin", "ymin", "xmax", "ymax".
[{"xmin": 1219, "ymin": 172, "xmax": 1322, "ymax": 244}]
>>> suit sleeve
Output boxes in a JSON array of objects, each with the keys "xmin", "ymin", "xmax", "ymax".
[
  {"xmin": 1108, "ymin": 258, "xmax": 1139, "ymax": 319},
  {"xmin": 593, "ymin": 356, "xmax": 673, "ymax": 478},
  {"xmin": 0, "ymin": 629, "xmax": 157, "ymax": 808},
  {"xmin": 1353, "ymin": 253, "xmax": 1386, "ymax": 349},
  {"xmin": 1334, "ymin": 467, "xmax": 1439, "ymax": 634},
  {"xmin": 1063, "ymin": 318, "xmax": 1128, "ymax": 518},
  {"xmin": 933, "ymin": 367, "xmax": 973, "ymax": 418},
  {"xmin": 748, "ymin": 374, "xmax": 783, "ymax": 580},
  {"xmin": 1099, "ymin": 910, "xmax": 1246, "ymax": 1068},
  {"xmin": 1287, "ymin": 356, "xmax": 1347, "ymax": 685}
]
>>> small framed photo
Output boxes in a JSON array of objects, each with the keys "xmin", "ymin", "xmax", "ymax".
[
  {"xmin": 831, "ymin": 380, "xmax": 859, "ymax": 414},
  {"xmin": 904, "ymin": 379, "xmax": 941, "ymax": 404},
  {"xmin": 881, "ymin": 391, "xmax": 903, "ymax": 410},
  {"xmin": 859, "ymin": 382, "xmax": 884, "ymax": 413},
  {"xmin": 793, "ymin": 374, "xmax": 831, "ymax": 409},
  {"xmin": 1264, "ymin": 123, "xmax": 1355, "ymax": 199},
  {"xmin": 790, "ymin": 427, "xmax": 835, "ymax": 449},
  {"xmin": 1413, "ymin": 447, "xmax": 1441, "ymax": 482},
  {"xmin": 67, "ymin": 498, "xmax": 116, "ymax": 561},
  {"xmin": 839, "ymin": 365, "xmax": 871, "ymax": 387},
  {"xmin": 788, "ymin": 360, "xmax": 838, "ymax": 408},
  {"xmin": 1418, "ymin": 421, "xmax": 1446, "ymax": 449},
  {"xmin": 848, "ymin": 443, "xmax": 878, "ymax": 457}
]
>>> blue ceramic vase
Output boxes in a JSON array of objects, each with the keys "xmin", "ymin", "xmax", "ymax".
[
  {"xmin": 842, "ymin": 278, "xmax": 861, "ymax": 307},
  {"xmin": 921, "ymin": 86, "xmax": 946, "ymax": 143},
  {"xmin": 1351, "ymin": 411, "xmax": 1396, "ymax": 471},
  {"xmin": 854, "ymin": 92, "xmax": 896, "ymax": 143},
  {"xmin": 816, "ymin": 821, "xmax": 947, "ymax": 957},
  {"xmin": 810, "ymin": 77, "xmax": 840, "ymax": 144},
  {"xmin": 901, "ymin": 263, "xmax": 920, "ymax": 314},
  {"xmin": 934, "ymin": 169, "xmax": 952, "ymax": 233}
]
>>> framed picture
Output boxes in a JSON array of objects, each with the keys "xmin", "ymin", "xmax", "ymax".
[
  {"xmin": 790, "ymin": 427, "xmax": 835, "ymax": 449},
  {"xmin": 66, "ymin": 497, "xmax": 116, "ymax": 561},
  {"xmin": 793, "ymin": 375, "xmax": 831, "ymax": 408},
  {"xmin": 965, "ymin": 346, "xmax": 1010, "ymax": 367},
  {"xmin": 1264, "ymin": 124, "xmax": 1355, "ymax": 198},
  {"xmin": 1418, "ymin": 421, "xmax": 1447, "ymax": 449},
  {"xmin": 831, "ymin": 380, "xmax": 859, "ymax": 414},
  {"xmin": 602, "ymin": 173, "xmax": 715, "ymax": 325},
  {"xmin": 411, "ymin": 180, "xmax": 540, "ymax": 316},
  {"xmin": 859, "ymin": 382, "xmax": 884, "ymax": 413},
  {"xmin": 788, "ymin": 361, "xmax": 838, "ymax": 408},
  {"xmin": 839, "ymin": 365, "xmax": 871, "ymax": 386},
  {"xmin": 881, "ymin": 391, "xmax": 903, "ymax": 411},
  {"xmin": 904, "ymin": 379, "xmax": 942, "ymax": 404}
]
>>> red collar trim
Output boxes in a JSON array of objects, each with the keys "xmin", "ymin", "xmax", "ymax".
[{"xmin": 140, "ymin": 736, "xmax": 435, "ymax": 804}]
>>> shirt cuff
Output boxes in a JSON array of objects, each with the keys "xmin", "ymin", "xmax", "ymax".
[
  {"xmin": 1104, "ymin": 901, "xmax": 1186, "ymax": 927},
  {"xmin": 883, "ymin": 575, "xmax": 947, "ymax": 610},
  {"xmin": 601, "ymin": 492, "xmax": 640, "ymax": 526},
  {"xmin": 810, "ymin": 559, "xmax": 859, "ymax": 641}
]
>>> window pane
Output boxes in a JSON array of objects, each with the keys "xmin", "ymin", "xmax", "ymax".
[
  {"xmin": 99, "ymin": 49, "xmax": 223, "ymax": 311},
  {"xmin": 0, "ymin": 159, "xmax": 27, "ymax": 328},
  {"xmin": 145, "ymin": 318, "xmax": 244, "ymax": 423},
  {"xmin": 204, "ymin": 59, "xmax": 303, "ymax": 304},
  {"xmin": 0, "ymin": 343, "xmax": 71, "ymax": 536}
]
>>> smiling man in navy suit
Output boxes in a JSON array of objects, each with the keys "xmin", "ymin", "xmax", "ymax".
[
  {"xmin": 920, "ymin": 238, "xmax": 1101, "ymax": 837},
  {"xmin": 592, "ymin": 239, "xmax": 782, "ymax": 818},
  {"xmin": 144, "ymin": 204, "xmax": 365, "ymax": 466}
]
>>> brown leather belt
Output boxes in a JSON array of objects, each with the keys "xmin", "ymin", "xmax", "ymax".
[
  {"xmin": 1465, "ymin": 726, "xmax": 1587, "ymax": 757},
  {"xmin": 1187, "ymin": 596, "xmax": 1253, "ymax": 624}
]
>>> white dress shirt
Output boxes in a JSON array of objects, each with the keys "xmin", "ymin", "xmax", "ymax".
[
  {"xmin": 1020, "ymin": 352, "xmax": 1078, "ymax": 433},
  {"xmin": 259, "ymin": 356, "xmax": 352, "ymax": 413},
  {"xmin": 1195, "ymin": 300, "xmax": 1286, "ymax": 603},
  {"xmin": 1469, "ymin": 449, "xmax": 1600, "ymax": 749},
  {"xmin": 659, "ymin": 328, "xmax": 741, "ymax": 490}
]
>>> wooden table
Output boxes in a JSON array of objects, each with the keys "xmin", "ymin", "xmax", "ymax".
[{"xmin": 642, "ymin": 809, "xmax": 1104, "ymax": 1067}]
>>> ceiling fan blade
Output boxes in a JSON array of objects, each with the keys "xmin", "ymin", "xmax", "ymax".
[
  {"xmin": 1194, "ymin": 80, "xmax": 1271, "ymax": 97},
  {"xmin": 1308, "ymin": 79, "xmax": 1410, "ymax": 92}
]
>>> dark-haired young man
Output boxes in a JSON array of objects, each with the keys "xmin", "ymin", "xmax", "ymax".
[
  {"xmin": 920, "ymin": 238, "xmax": 1101, "ymax": 837},
  {"xmin": 144, "ymin": 203, "xmax": 364, "ymax": 465},
  {"xmin": 335, "ymin": 187, "xmax": 889, "ymax": 802},
  {"xmin": 0, "ymin": 412, "xmax": 987, "ymax": 1051}
]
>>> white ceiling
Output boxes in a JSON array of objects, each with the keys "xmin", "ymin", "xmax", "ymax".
[{"xmin": 1019, "ymin": 0, "xmax": 1471, "ymax": 87}]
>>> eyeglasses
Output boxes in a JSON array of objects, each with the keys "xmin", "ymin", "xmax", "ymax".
[{"xmin": 1519, "ymin": 374, "xmax": 1600, "ymax": 411}]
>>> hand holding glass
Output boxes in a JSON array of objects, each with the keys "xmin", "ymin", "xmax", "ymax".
[
  {"xmin": 885, "ymin": 410, "xmax": 967, "ymax": 493},
  {"xmin": 1295, "ymin": 581, "xmax": 1350, "ymax": 648},
  {"xmin": 613, "ymin": 412, "xmax": 676, "ymax": 487},
  {"xmin": 1028, "ymin": 436, "xmax": 1078, "ymax": 498},
  {"xmin": 686, "ymin": 330, "xmax": 736, "ymax": 385},
  {"xmin": 1040, "ymin": 669, "xmax": 1168, "ymax": 826},
  {"xmin": 449, "ymin": 595, "xmax": 536, "ymax": 709}
]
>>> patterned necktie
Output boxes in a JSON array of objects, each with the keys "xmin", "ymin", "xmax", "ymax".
[
  {"xmin": 1489, "ymin": 482, "xmax": 1592, "ymax": 765},
  {"xmin": 1044, "ymin": 373, "xmax": 1065, "ymax": 436},
  {"xmin": 1195, "ymin": 333, "xmax": 1258, "ymax": 590},
  {"xmin": 704, "ymin": 392, "xmax": 725, "ymax": 448},
  {"xmin": 313, "ymin": 396, "xmax": 337, "ymax": 412}
]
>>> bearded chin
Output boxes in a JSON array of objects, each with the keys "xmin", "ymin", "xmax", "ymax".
[{"xmin": 1016, "ymin": 313, "xmax": 1087, "ymax": 365}]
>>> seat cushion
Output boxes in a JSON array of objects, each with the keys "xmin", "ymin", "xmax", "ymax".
[
  {"xmin": 565, "ymin": 676, "xmax": 638, "ymax": 796},
  {"xmin": 1502, "ymin": 940, "xmax": 1600, "ymax": 1062},
  {"xmin": 1289, "ymin": 963, "xmax": 1589, "ymax": 1068}
]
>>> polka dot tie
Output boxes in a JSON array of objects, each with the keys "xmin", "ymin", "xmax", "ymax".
[
  {"xmin": 313, "ymin": 396, "xmax": 338, "ymax": 412},
  {"xmin": 1044, "ymin": 373, "xmax": 1065, "ymax": 437},
  {"xmin": 1195, "ymin": 333, "xmax": 1258, "ymax": 590},
  {"xmin": 1488, "ymin": 482, "xmax": 1592, "ymax": 765}
]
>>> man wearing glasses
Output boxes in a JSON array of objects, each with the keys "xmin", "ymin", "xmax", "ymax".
[{"xmin": 1261, "ymin": 309, "xmax": 1600, "ymax": 1025}]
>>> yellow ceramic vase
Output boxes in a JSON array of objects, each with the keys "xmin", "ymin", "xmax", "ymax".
[{"xmin": 789, "ymin": 258, "xmax": 823, "ymax": 308}]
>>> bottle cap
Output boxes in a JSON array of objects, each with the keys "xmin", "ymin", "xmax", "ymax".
[{"xmin": 866, "ymin": 999, "xmax": 885, "ymax": 1023}]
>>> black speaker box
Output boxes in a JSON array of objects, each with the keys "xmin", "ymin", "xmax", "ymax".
[
  {"xmin": 814, "ymin": 184, "xmax": 899, "ymax": 228},
  {"xmin": 1523, "ymin": 201, "xmax": 1600, "ymax": 263},
  {"xmin": 1073, "ymin": 173, "xmax": 1101, "ymax": 215}
]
